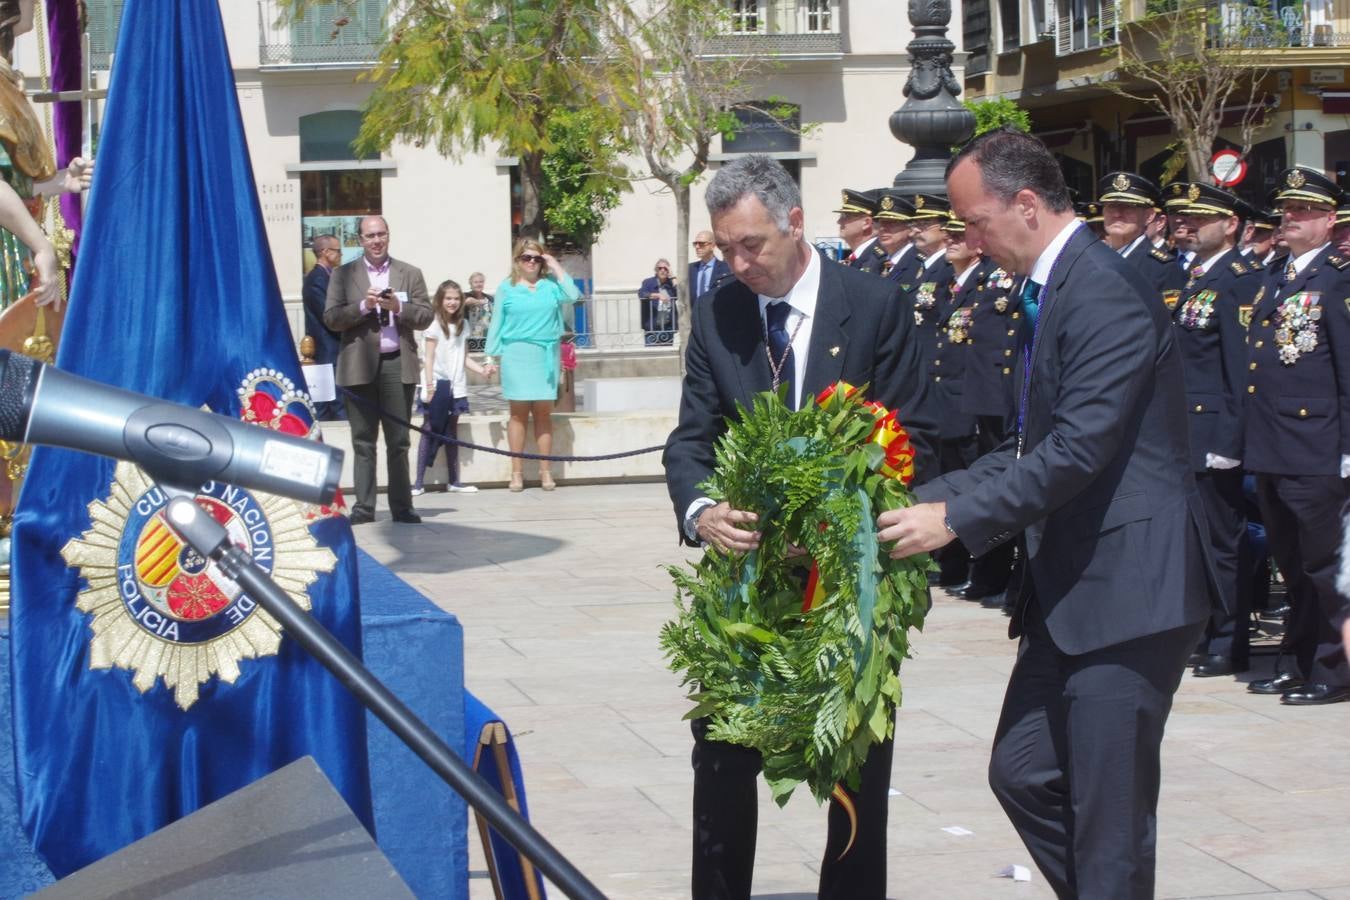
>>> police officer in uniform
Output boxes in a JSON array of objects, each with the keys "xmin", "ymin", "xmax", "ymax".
[
  {"xmin": 1164, "ymin": 181, "xmax": 1198, "ymax": 274},
  {"xmin": 1244, "ymin": 166, "xmax": 1350, "ymax": 704},
  {"xmin": 834, "ymin": 189, "xmax": 888, "ymax": 274},
  {"xmin": 1099, "ymin": 171, "xmax": 1186, "ymax": 305},
  {"xmin": 874, "ymin": 190, "xmax": 923, "ymax": 290},
  {"xmin": 957, "ymin": 257, "xmax": 1021, "ymax": 604},
  {"xmin": 1172, "ymin": 183, "xmax": 1264, "ymax": 678},
  {"xmin": 907, "ymin": 193, "xmax": 955, "ymax": 382},
  {"xmin": 929, "ymin": 215, "xmax": 989, "ymax": 589},
  {"xmin": 1076, "ymin": 200, "xmax": 1106, "ymax": 239},
  {"xmin": 1241, "ymin": 209, "xmax": 1280, "ymax": 264}
]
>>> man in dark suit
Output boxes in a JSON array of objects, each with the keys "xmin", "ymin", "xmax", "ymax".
[
  {"xmin": 874, "ymin": 190, "xmax": 923, "ymax": 289},
  {"xmin": 323, "ymin": 215, "xmax": 433, "ymax": 525},
  {"xmin": 1243, "ymin": 167, "xmax": 1350, "ymax": 705},
  {"xmin": 689, "ymin": 229, "xmax": 732, "ymax": 304},
  {"xmin": 1171, "ymin": 184, "xmax": 1263, "ymax": 679},
  {"xmin": 879, "ymin": 128, "xmax": 1211, "ymax": 898},
  {"xmin": 664, "ymin": 154, "xmax": 936, "ymax": 900},
  {"xmin": 834, "ymin": 188, "xmax": 887, "ymax": 273},
  {"xmin": 302, "ymin": 233, "xmax": 345, "ymax": 420}
]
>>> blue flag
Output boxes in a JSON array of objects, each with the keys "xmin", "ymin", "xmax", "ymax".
[{"xmin": 9, "ymin": 0, "xmax": 372, "ymax": 875}]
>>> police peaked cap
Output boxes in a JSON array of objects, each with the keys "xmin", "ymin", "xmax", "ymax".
[
  {"xmin": 909, "ymin": 193, "xmax": 952, "ymax": 220},
  {"xmin": 1098, "ymin": 171, "xmax": 1161, "ymax": 207},
  {"xmin": 1270, "ymin": 166, "xmax": 1343, "ymax": 208},
  {"xmin": 874, "ymin": 189, "xmax": 917, "ymax": 222},
  {"xmin": 834, "ymin": 188, "xmax": 880, "ymax": 216}
]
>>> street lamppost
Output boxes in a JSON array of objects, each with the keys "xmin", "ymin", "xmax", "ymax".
[{"xmin": 890, "ymin": 0, "xmax": 976, "ymax": 194}]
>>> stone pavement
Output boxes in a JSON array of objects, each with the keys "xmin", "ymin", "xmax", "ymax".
[{"xmin": 353, "ymin": 481, "xmax": 1350, "ymax": 900}]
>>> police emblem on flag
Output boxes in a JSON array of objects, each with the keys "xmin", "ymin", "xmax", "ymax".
[{"xmin": 59, "ymin": 368, "xmax": 337, "ymax": 710}]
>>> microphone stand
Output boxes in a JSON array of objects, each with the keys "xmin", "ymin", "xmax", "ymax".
[{"xmin": 156, "ymin": 483, "xmax": 605, "ymax": 900}]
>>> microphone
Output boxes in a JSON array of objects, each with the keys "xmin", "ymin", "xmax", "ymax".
[{"xmin": 0, "ymin": 349, "xmax": 342, "ymax": 505}]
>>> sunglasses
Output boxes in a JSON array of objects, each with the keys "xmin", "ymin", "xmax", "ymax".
[
  {"xmin": 692, "ymin": 241, "xmax": 711, "ymax": 247},
  {"xmin": 518, "ymin": 254, "xmax": 544, "ymax": 263}
]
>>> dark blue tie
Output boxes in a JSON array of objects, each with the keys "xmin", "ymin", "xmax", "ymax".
[
  {"xmin": 766, "ymin": 301, "xmax": 795, "ymax": 408},
  {"xmin": 1021, "ymin": 279, "xmax": 1042, "ymax": 329}
]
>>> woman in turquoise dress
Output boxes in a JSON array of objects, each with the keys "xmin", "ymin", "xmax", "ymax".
[{"xmin": 485, "ymin": 237, "xmax": 580, "ymax": 492}]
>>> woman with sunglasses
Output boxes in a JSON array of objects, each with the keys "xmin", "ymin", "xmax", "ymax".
[
  {"xmin": 485, "ymin": 237, "xmax": 580, "ymax": 491},
  {"xmin": 637, "ymin": 258, "xmax": 678, "ymax": 345}
]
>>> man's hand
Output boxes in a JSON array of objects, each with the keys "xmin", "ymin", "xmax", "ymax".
[
  {"xmin": 30, "ymin": 246, "xmax": 61, "ymax": 308},
  {"xmin": 696, "ymin": 501, "xmax": 761, "ymax": 554},
  {"xmin": 65, "ymin": 156, "xmax": 93, "ymax": 193},
  {"xmin": 877, "ymin": 501, "xmax": 953, "ymax": 559}
]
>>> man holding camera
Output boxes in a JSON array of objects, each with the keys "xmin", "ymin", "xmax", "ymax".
[{"xmin": 323, "ymin": 214, "xmax": 433, "ymax": 524}]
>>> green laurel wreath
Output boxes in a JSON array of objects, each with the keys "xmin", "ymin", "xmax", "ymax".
[{"xmin": 661, "ymin": 385, "xmax": 931, "ymax": 806}]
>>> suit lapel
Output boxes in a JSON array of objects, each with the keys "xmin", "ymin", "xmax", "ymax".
[
  {"xmin": 802, "ymin": 255, "xmax": 850, "ymax": 399},
  {"xmin": 1028, "ymin": 226, "xmax": 1092, "ymax": 378},
  {"xmin": 717, "ymin": 281, "xmax": 773, "ymax": 402}
]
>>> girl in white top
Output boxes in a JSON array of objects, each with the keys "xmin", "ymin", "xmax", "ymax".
[{"xmin": 413, "ymin": 280, "xmax": 495, "ymax": 494}]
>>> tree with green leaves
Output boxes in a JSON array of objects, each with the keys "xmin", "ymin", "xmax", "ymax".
[
  {"xmin": 1103, "ymin": 0, "xmax": 1277, "ymax": 183},
  {"xmin": 540, "ymin": 108, "xmax": 629, "ymax": 250},
  {"xmin": 964, "ymin": 98, "xmax": 1031, "ymax": 137},
  {"xmin": 277, "ymin": 0, "xmax": 618, "ymax": 239}
]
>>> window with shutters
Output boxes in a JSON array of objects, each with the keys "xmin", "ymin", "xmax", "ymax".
[
  {"xmin": 804, "ymin": 0, "xmax": 834, "ymax": 32},
  {"xmin": 282, "ymin": 0, "xmax": 386, "ymax": 64},
  {"xmin": 85, "ymin": 0, "xmax": 124, "ymax": 70},
  {"xmin": 1054, "ymin": 0, "xmax": 1117, "ymax": 54}
]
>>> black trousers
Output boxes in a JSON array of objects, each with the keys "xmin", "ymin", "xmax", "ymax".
[
  {"xmin": 690, "ymin": 717, "xmax": 894, "ymax": 899},
  {"xmin": 1254, "ymin": 473, "xmax": 1350, "ymax": 685},
  {"xmin": 342, "ymin": 353, "xmax": 416, "ymax": 518},
  {"xmin": 989, "ymin": 602, "xmax": 1201, "ymax": 899},
  {"xmin": 1195, "ymin": 468, "xmax": 1250, "ymax": 664}
]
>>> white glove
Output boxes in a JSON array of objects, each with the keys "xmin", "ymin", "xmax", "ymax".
[
  {"xmin": 1341, "ymin": 455, "xmax": 1350, "ymax": 479},
  {"xmin": 1206, "ymin": 454, "xmax": 1241, "ymax": 470}
]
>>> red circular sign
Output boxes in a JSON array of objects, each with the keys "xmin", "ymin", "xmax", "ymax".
[{"xmin": 1211, "ymin": 150, "xmax": 1247, "ymax": 187}]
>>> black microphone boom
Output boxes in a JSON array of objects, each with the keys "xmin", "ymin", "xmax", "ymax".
[{"xmin": 0, "ymin": 349, "xmax": 342, "ymax": 505}]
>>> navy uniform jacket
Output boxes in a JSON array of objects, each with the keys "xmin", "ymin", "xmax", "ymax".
[
  {"xmin": 908, "ymin": 255, "xmax": 956, "ymax": 373},
  {"xmin": 916, "ymin": 227, "xmax": 1212, "ymax": 653},
  {"xmin": 961, "ymin": 264, "xmax": 1021, "ymax": 423},
  {"xmin": 931, "ymin": 257, "xmax": 993, "ymax": 439},
  {"xmin": 1244, "ymin": 245, "xmax": 1350, "ymax": 476},
  {"xmin": 884, "ymin": 245, "xmax": 925, "ymax": 293},
  {"xmin": 1173, "ymin": 249, "xmax": 1262, "ymax": 471},
  {"xmin": 1123, "ymin": 238, "xmax": 1186, "ymax": 306},
  {"xmin": 847, "ymin": 238, "xmax": 890, "ymax": 275}
]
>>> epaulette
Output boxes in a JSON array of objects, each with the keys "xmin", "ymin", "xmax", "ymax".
[
  {"xmin": 1230, "ymin": 259, "xmax": 1258, "ymax": 277},
  {"xmin": 1150, "ymin": 247, "xmax": 1175, "ymax": 262},
  {"xmin": 1329, "ymin": 255, "xmax": 1350, "ymax": 270},
  {"xmin": 871, "ymin": 243, "xmax": 888, "ymax": 259}
]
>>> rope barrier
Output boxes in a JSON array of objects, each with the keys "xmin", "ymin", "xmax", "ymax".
[{"xmin": 334, "ymin": 385, "xmax": 666, "ymax": 463}]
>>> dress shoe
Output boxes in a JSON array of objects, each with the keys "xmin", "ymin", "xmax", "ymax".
[
  {"xmin": 956, "ymin": 581, "xmax": 1004, "ymax": 600},
  {"xmin": 1280, "ymin": 683, "xmax": 1350, "ymax": 705},
  {"xmin": 1247, "ymin": 672, "xmax": 1305, "ymax": 695},
  {"xmin": 391, "ymin": 510, "xmax": 422, "ymax": 524},
  {"xmin": 349, "ymin": 510, "xmax": 374, "ymax": 526},
  {"xmin": 980, "ymin": 593, "xmax": 1009, "ymax": 610},
  {"xmin": 1192, "ymin": 655, "xmax": 1248, "ymax": 678},
  {"xmin": 1257, "ymin": 604, "xmax": 1291, "ymax": 620},
  {"xmin": 1186, "ymin": 651, "xmax": 1206, "ymax": 666}
]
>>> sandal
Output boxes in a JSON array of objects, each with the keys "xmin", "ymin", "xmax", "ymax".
[
  {"xmin": 540, "ymin": 471, "xmax": 556, "ymax": 491},
  {"xmin": 508, "ymin": 473, "xmax": 524, "ymax": 492}
]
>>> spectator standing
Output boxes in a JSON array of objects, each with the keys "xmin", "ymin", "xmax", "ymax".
[
  {"xmin": 688, "ymin": 230, "xmax": 730, "ymax": 304},
  {"xmin": 465, "ymin": 271, "xmax": 494, "ymax": 349},
  {"xmin": 638, "ymin": 258, "xmax": 678, "ymax": 344},
  {"xmin": 302, "ymin": 234, "xmax": 345, "ymax": 420},
  {"xmin": 486, "ymin": 238, "xmax": 580, "ymax": 492},
  {"xmin": 413, "ymin": 279, "xmax": 496, "ymax": 496},
  {"xmin": 323, "ymin": 215, "xmax": 433, "ymax": 524}
]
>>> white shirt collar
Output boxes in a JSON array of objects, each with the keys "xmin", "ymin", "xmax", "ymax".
[
  {"xmin": 1119, "ymin": 234, "xmax": 1147, "ymax": 258},
  {"xmin": 953, "ymin": 262, "xmax": 978, "ymax": 289},
  {"xmin": 1290, "ymin": 242, "xmax": 1331, "ymax": 276},
  {"xmin": 889, "ymin": 243, "xmax": 914, "ymax": 265},
  {"xmin": 1195, "ymin": 247, "xmax": 1232, "ymax": 276},
  {"xmin": 921, "ymin": 248, "xmax": 947, "ymax": 272},
  {"xmin": 1029, "ymin": 219, "xmax": 1082, "ymax": 286},
  {"xmin": 852, "ymin": 236, "xmax": 878, "ymax": 259}
]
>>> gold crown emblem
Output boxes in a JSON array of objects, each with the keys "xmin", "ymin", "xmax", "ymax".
[
  {"xmin": 914, "ymin": 195, "xmax": 925, "ymax": 209},
  {"xmin": 880, "ymin": 195, "xmax": 894, "ymax": 211},
  {"xmin": 841, "ymin": 190, "xmax": 850, "ymax": 205},
  {"xmin": 1288, "ymin": 169, "xmax": 1307, "ymax": 189},
  {"xmin": 1171, "ymin": 183, "xmax": 1183, "ymax": 195},
  {"xmin": 1188, "ymin": 184, "xmax": 1201, "ymax": 202},
  {"xmin": 1112, "ymin": 173, "xmax": 1130, "ymax": 191},
  {"xmin": 1088, "ymin": 203, "xmax": 1099, "ymax": 214}
]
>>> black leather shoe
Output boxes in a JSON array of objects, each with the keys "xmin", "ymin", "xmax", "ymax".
[
  {"xmin": 1186, "ymin": 652, "xmax": 1206, "ymax": 666},
  {"xmin": 1257, "ymin": 604, "xmax": 1291, "ymax": 620},
  {"xmin": 1281, "ymin": 683, "xmax": 1350, "ymax": 705},
  {"xmin": 1193, "ymin": 655, "xmax": 1248, "ymax": 678},
  {"xmin": 958, "ymin": 582, "xmax": 1005, "ymax": 600},
  {"xmin": 980, "ymin": 593, "xmax": 1009, "ymax": 610},
  {"xmin": 392, "ymin": 510, "xmax": 422, "ymax": 524},
  {"xmin": 948, "ymin": 579, "xmax": 975, "ymax": 598},
  {"xmin": 349, "ymin": 510, "xmax": 374, "ymax": 525},
  {"xmin": 1247, "ymin": 672, "xmax": 1305, "ymax": 695}
]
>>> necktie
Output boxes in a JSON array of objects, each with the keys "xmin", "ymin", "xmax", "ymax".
[
  {"xmin": 1021, "ymin": 279, "xmax": 1042, "ymax": 328},
  {"xmin": 844, "ymin": 252, "xmax": 856, "ymax": 265},
  {"xmin": 1285, "ymin": 260, "xmax": 1298, "ymax": 283},
  {"xmin": 766, "ymin": 301, "xmax": 796, "ymax": 408},
  {"xmin": 699, "ymin": 263, "xmax": 710, "ymax": 298}
]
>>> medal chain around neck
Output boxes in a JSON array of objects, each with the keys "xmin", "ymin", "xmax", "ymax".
[{"xmin": 763, "ymin": 305, "xmax": 805, "ymax": 392}]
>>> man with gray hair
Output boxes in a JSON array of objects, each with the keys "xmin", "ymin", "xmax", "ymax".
[
  {"xmin": 302, "ymin": 233, "xmax": 343, "ymax": 419},
  {"xmin": 663, "ymin": 154, "xmax": 936, "ymax": 899}
]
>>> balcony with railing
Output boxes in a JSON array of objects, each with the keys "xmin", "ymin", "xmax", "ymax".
[
  {"xmin": 705, "ymin": 0, "xmax": 845, "ymax": 57},
  {"xmin": 258, "ymin": 0, "xmax": 386, "ymax": 68},
  {"xmin": 1204, "ymin": 0, "xmax": 1350, "ymax": 46}
]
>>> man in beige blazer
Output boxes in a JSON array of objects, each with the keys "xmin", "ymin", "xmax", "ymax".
[{"xmin": 323, "ymin": 215, "xmax": 433, "ymax": 523}]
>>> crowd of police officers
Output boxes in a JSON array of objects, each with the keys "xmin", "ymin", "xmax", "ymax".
[{"xmin": 829, "ymin": 165, "xmax": 1350, "ymax": 705}]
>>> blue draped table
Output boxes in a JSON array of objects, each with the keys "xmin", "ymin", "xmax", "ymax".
[{"xmin": 0, "ymin": 549, "xmax": 478, "ymax": 898}]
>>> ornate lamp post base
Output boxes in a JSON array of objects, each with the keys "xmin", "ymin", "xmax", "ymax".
[{"xmin": 890, "ymin": 0, "xmax": 976, "ymax": 194}]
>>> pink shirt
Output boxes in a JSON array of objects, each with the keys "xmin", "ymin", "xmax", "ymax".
[{"xmin": 361, "ymin": 256, "xmax": 400, "ymax": 353}]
